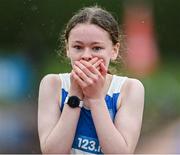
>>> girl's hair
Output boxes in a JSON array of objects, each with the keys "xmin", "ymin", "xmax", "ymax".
[{"xmin": 58, "ymin": 5, "xmax": 126, "ymax": 70}]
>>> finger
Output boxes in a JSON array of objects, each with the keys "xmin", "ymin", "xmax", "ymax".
[
  {"xmin": 88, "ymin": 57, "xmax": 98, "ymax": 65},
  {"xmin": 80, "ymin": 60, "xmax": 101, "ymax": 77},
  {"xmin": 75, "ymin": 61, "xmax": 98, "ymax": 81},
  {"xmin": 99, "ymin": 62, "xmax": 107, "ymax": 76},
  {"xmin": 70, "ymin": 70, "xmax": 73, "ymax": 80},
  {"xmin": 73, "ymin": 63, "xmax": 94, "ymax": 85},
  {"xmin": 73, "ymin": 63, "xmax": 88, "ymax": 80},
  {"xmin": 71, "ymin": 69, "xmax": 88, "ymax": 88},
  {"xmin": 93, "ymin": 59, "xmax": 103, "ymax": 68},
  {"xmin": 70, "ymin": 70, "xmax": 77, "ymax": 82}
]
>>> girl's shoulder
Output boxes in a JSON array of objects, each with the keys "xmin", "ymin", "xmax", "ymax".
[
  {"xmin": 39, "ymin": 74, "xmax": 63, "ymax": 95},
  {"xmin": 39, "ymin": 73, "xmax": 71, "ymax": 93},
  {"xmin": 40, "ymin": 73, "xmax": 70, "ymax": 85},
  {"xmin": 38, "ymin": 74, "xmax": 62, "ymax": 110},
  {"xmin": 120, "ymin": 77, "xmax": 145, "ymax": 102},
  {"xmin": 124, "ymin": 77, "xmax": 144, "ymax": 92},
  {"xmin": 115, "ymin": 76, "xmax": 144, "ymax": 110},
  {"xmin": 40, "ymin": 74, "xmax": 61, "ymax": 86},
  {"xmin": 110, "ymin": 75, "xmax": 143, "ymax": 92}
]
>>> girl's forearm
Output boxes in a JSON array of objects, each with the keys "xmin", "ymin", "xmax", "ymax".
[
  {"xmin": 41, "ymin": 104, "xmax": 81, "ymax": 154},
  {"xmin": 89, "ymin": 99, "xmax": 130, "ymax": 154}
]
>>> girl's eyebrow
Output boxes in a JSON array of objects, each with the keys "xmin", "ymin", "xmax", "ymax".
[
  {"xmin": 72, "ymin": 40, "xmax": 104, "ymax": 45},
  {"xmin": 91, "ymin": 42, "xmax": 104, "ymax": 45},
  {"xmin": 72, "ymin": 41, "xmax": 83, "ymax": 44}
]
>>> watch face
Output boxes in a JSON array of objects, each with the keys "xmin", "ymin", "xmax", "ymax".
[{"xmin": 67, "ymin": 96, "xmax": 80, "ymax": 108}]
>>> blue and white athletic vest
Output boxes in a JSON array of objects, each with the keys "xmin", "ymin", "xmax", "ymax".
[{"xmin": 59, "ymin": 73, "xmax": 127, "ymax": 154}]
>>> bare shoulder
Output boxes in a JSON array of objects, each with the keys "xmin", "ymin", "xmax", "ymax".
[
  {"xmin": 122, "ymin": 77, "xmax": 144, "ymax": 94},
  {"xmin": 40, "ymin": 74, "xmax": 61, "ymax": 89},
  {"xmin": 126, "ymin": 78, "xmax": 144, "ymax": 92},
  {"xmin": 38, "ymin": 74, "xmax": 62, "ymax": 106},
  {"xmin": 121, "ymin": 77, "xmax": 145, "ymax": 107}
]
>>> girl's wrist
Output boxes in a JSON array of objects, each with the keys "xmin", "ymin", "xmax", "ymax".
[
  {"xmin": 84, "ymin": 97, "xmax": 105, "ymax": 109},
  {"xmin": 69, "ymin": 91, "xmax": 83, "ymax": 100}
]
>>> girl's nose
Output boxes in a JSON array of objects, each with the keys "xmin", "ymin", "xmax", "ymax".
[{"xmin": 81, "ymin": 48, "xmax": 92, "ymax": 61}]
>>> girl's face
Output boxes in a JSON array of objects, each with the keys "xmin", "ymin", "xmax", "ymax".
[{"xmin": 67, "ymin": 23, "xmax": 119, "ymax": 68}]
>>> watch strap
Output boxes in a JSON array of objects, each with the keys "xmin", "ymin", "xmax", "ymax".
[{"xmin": 79, "ymin": 100, "xmax": 84, "ymax": 108}]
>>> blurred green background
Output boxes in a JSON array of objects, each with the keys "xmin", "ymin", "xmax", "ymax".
[{"xmin": 0, "ymin": 0, "xmax": 180, "ymax": 153}]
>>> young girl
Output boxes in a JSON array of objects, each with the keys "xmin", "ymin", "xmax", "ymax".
[{"xmin": 38, "ymin": 6, "xmax": 144, "ymax": 154}]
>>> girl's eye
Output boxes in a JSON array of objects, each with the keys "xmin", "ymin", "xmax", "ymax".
[
  {"xmin": 73, "ymin": 45, "xmax": 82, "ymax": 50},
  {"xmin": 92, "ymin": 47, "xmax": 103, "ymax": 52}
]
